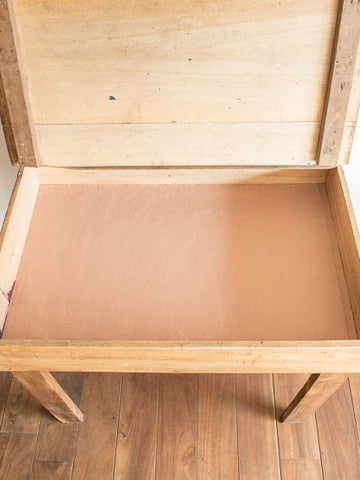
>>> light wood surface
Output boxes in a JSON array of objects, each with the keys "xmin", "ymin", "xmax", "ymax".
[
  {"xmin": 326, "ymin": 167, "xmax": 360, "ymax": 336},
  {"xmin": 7, "ymin": 0, "xmax": 342, "ymax": 167},
  {"xmin": 35, "ymin": 123, "xmax": 319, "ymax": 167},
  {"xmin": 0, "ymin": 167, "xmax": 39, "ymax": 330},
  {"xmin": 13, "ymin": 371, "xmax": 83, "ymax": 423},
  {"xmin": 33, "ymin": 166, "xmax": 330, "ymax": 185},
  {"xmin": 11, "ymin": 0, "xmax": 336, "ymax": 125},
  {"xmin": 0, "ymin": 0, "xmax": 37, "ymax": 166},
  {"xmin": 1, "ymin": 340, "xmax": 360, "ymax": 373},
  {"xmin": 280, "ymin": 373, "xmax": 348, "ymax": 423},
  {"xmin": 317, "ymin": 0, "xmax": 360, "ymax": 166}
]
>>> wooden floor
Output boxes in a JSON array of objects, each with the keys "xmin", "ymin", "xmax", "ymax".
[{"xmin": 0, "ymin": 373, "xmax": 359, "ymax": 479}]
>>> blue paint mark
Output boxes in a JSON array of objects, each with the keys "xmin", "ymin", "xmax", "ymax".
[{"xmin": 109, "ymin": 96, "xmax": 116, "ymax": 100}]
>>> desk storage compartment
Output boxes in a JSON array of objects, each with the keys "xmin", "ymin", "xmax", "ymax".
[
  {"xmin": 0, "ymin": 167, "xmax": 359, "ymax": 374},
  {"xmin": 0, "ymin": 0, "xmax": 359, "ymax": 375}
]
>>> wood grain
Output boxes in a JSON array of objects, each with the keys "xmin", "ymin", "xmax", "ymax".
[
  {"xmin": 280, "ymin": 373, "xmax": 349, "ymax": 423},
  {"xmin": 72, "ymin": 373, "xmax": 121, "ymax": 480},
  {"xmin": 31, "ymin": 461, "xmax": 72, "ymax": 480},
  {"xmin": 0, "ymin": 432, "xmax": 37, "ymax": 479},
  {"xmin": 198, "ymin": 374, "xmax": 238, "ymax": 480},
  {"xmin": 13, "ymin": 371, "xmax": 83, "ymax": 423},
  {"xmin": 326, "ymin": 167, "xmax": 360, "ymax": 336},
  {"xmin": 35, "ymin": 373, "xmax": 84, "ymax": 461},
  {"xmin": 114, "ymin": 373, "xmax": 159, "ymax": 480},
  {"xmin": 0, "ymin": 372, "xmax": 11, "ymax": 427},
  {"xmin": 35, "ymin": 122, "xmax": 319, "ymax": 167},
  {"xmin": 236, "ymin": 374, "xmax": 280, "ymax": 479},
  {"xmin": 1, "ymin": 340, "xmax": 360, "ymax": 373},
  {"xmin": 280, "ymin": 459, "xmax": 323, "ymax": 480},
  {"xmin": 318, "ymin": 0, "xmax": 360, "ymax": 166},
  {"xmin": 0, "ymin": 0, "xmax": 37, "ymax": 166},
  {"xmin": 1, "ymin": 375, "xmax": 41, "ymax": 434},
  {"xmin": 156, "ymin": 374, "xmax": 197, "ymax": 480},
  {"xmin": 11, "ymin": 0, "xmax": 336, "ymax": 125},
  {"xmin": 274, "ymin": 375, "xmax": 322, "ymax": 461},
  {"xmin": 316, "ymin": 379, "xmax": 360, "ymax": 479},
  {"xmin": 33, "ymin": 166, "xmax": 329, "ymax": 185},
  {"xmin": 0, "ymin": 167, "xmax": 39, "ymax": 316}
]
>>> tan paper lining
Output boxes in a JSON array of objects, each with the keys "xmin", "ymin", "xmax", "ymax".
[{"xmin": 4, "ymin": 184, "xmax": 356, "ymax": 341}]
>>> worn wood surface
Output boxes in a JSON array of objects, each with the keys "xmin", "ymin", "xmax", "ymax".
[
  {"xmin": 0, "ymin": 372, "xmax": 359, "ymax": 479},
  {"xmin": 8, "ymin": 0, "xmax": 340, "ymax": 167},
  {"xmin": 33, "ymin": 166, "xmax": 329, "ymax": 185},
  {"xmin": 35, "ymin": 122, "xmax": 320, "ymax": 167},
  {"xmin": 1, "ymin": 340, "xmax": 360, "ymax": 373},
  {"xmin": 326, "ymin": 167, "xmax": 360, "ymax": 337},
  {"xmin": 13, "ymin": 371, "xmax": 83, "ymax": 423},
  {"xmin": 318, "ymin": 0, "xmax": 360, "ymax": 166},
  {"xmin": 0, "ymin": 0, "xmax": 37, "ymax": 166},
  {"xmin": 0, "ymin": 167, "xmax": 39, "ymax": 324},
  {"xmin": 280, "ymin": 373, "xmax": 349, "ymax": 423}
]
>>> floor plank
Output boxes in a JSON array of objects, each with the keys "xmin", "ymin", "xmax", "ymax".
[
  {"xmin": 273, "ymin": 374, "xmax": 323, "ymax": 480},
  {"xmin": 35, "ymin": 373, "xmax": 84, "ymax": 462},
  {"xmin": 236, "ymin": 374, "xmax": 280, "ymax": 480},
  {"xmin": 316, "ymin": 379, "xmax": 360, "ymax": 480},
  {"xmin": 198, "ymin": 374, "xmax": 238, "ymax": 480},
  {"xmin": 156, "ymin": 374, "xmax": 197, "ymax": 480},
  {"xmin": 280, "ymin": 459, "xmax": 324, "ymax": 480},
  {"xmin": 72, "ymin": 373, "xmax": 121, "ymax": 480},
  {"xmin": 0, "ymin": 372, "xmax": 11, "ymax": 427},
  {"xmin": 31, "ymin": 461, "xmax": 72, "ymax": 480},
  {"xmin": 0, "ymin": 432, "xmax": 37, "ymax": 479},
  {"xmin": 1, "ymin": 376, "xmax": 42, "ymax": 434},
  {"xmin": 114, "ymin": 373, "xmax": 159, "ymax": 480}
]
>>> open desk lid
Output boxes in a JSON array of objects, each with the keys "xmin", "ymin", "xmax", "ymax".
[{"xmin": 0, "ymin": 0, "xmax": 359, "ymax": 169}]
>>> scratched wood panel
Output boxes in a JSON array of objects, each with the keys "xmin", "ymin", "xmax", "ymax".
[
  {"xmin": 11, "ymin": 0, "xmax": 337, "ymax": 125},
  {"xmin": 35, "ymin": 122, "xmax": 319, "ymax": 167}
]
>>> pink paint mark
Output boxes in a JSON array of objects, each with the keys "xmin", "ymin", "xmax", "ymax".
[{"xmin": 7, "ymin": 281, "xmax": 15, "ymax": 302}]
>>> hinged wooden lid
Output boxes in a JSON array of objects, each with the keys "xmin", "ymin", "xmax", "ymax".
[{"xmin": 1, "ymin": 0, "xmax": 359, "ymax": 169}]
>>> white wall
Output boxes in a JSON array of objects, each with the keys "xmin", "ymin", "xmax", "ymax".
[
  {"xmin": 344, "ymin": 121, "xmax": 360, "ymax": 227},
  {"xmin": 0, "ymin": 125, "xmax": 17, "ymax": 226}
]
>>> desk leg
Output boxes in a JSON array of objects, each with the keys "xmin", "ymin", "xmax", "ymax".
[
  {"xmin": 280, "ymin": 373, "xmax": 349, "ymax": 423},
  {"xmin": 13, "ymin": 371, "xmax": 83, "ymax": 423}
]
